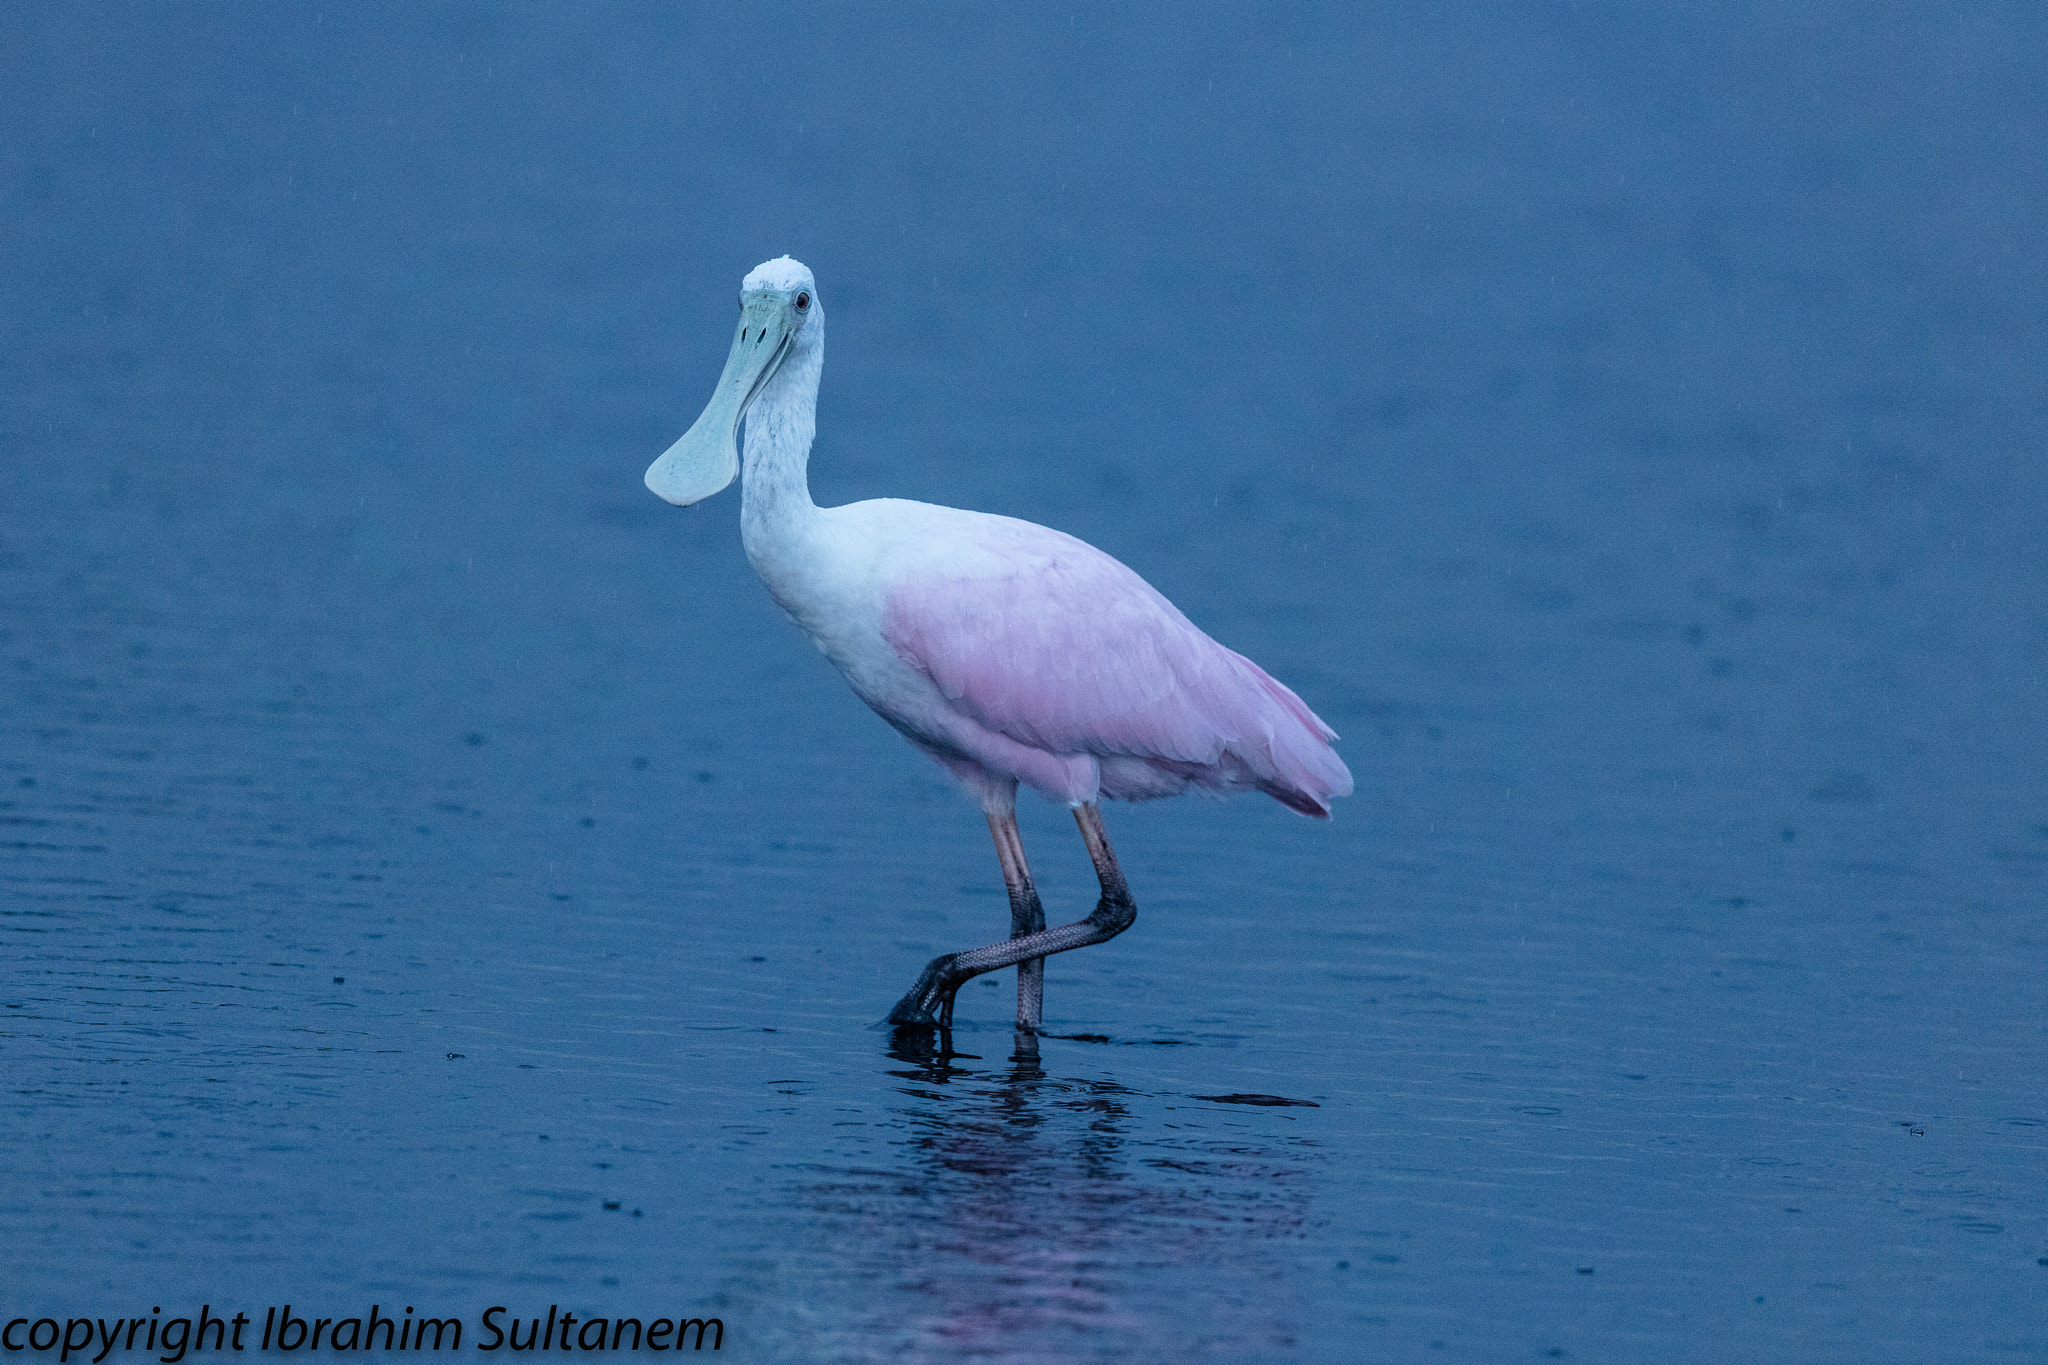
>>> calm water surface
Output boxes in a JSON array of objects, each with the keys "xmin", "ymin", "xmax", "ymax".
[{"xmin": 5, "ymin": 5, "xmax": 2045, "ymax": 1360}]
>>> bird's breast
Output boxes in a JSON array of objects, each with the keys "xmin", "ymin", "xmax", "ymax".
[{"xmin": 743, "ymin": 513, "xmax": 910, "ymax": 689}]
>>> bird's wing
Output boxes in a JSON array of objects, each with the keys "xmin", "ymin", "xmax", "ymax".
[{"xmin": 878, "ymin": 517, "xmax": 1336, "ymax": 768}]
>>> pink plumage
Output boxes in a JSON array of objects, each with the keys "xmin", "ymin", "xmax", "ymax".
[{"xmin": 877, "ymin": 514, "xmax": 1352, "ymax": 817}]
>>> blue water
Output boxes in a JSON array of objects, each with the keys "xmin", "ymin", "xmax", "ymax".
[{"xmin": 5, "ymin": 4, "xmax": 2045, "ymax": 1360}]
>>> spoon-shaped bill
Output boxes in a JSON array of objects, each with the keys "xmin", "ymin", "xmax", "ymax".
[{"xmin": 645, "ymin": 290, "xmax": 797, "ymax": 506}]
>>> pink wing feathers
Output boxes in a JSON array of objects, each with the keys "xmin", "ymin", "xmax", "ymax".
[{"xmin": 879, "ymin": 518, "xmax": 1353, "ymax": 816}]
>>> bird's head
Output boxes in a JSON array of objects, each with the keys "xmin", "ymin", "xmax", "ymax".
[{"xmin": 644, "ymin": 256, "xmax": 820, "ymax": 506}]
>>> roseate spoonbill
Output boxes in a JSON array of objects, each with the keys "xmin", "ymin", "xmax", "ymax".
[{"xmin": 645, "ymin": 257, "xmax": 1351, "ymax": 1031}]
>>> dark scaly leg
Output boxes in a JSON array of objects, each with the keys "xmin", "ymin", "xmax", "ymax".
[
  {"xmin": 885, "ymin": 802, "xmax": 1137, "ymax": 1027},
  {"xmin": 988, "ymin": 807, "xmax": 1048, "ymax": 1031}
]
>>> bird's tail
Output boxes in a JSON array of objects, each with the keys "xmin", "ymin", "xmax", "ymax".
[{"xmin": 1236, "ymin": 656, "xmax": 1353, "ymax": 818}]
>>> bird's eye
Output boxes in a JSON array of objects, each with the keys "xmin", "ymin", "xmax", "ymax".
[{"xmin": 795, "ymin": 292, "xmax": 810, "ymax": 311}]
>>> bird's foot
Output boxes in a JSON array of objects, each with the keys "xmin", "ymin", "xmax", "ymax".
[{"xmin": 884, "ymin": 952, "xmax": 964, "ymax": 1028}]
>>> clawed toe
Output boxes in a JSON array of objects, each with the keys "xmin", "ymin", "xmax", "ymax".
[{"xmin": 884, "ymin": 953, "xmax": 961, "ymax": 1027}]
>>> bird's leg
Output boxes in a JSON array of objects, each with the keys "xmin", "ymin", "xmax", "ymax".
[
  {"xmin": 988, "ymin": 808, "xmax": 1047, "ymax": 1032},
  {"xmin": 1071, "ymin": 801, "xmax": 1134, "ymax": 926},
  {"xmin": 884, "ymin": 802, "xmax": 1137, "ymax": 1027}
]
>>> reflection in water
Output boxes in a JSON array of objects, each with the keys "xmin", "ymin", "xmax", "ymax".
[{"xmin": 759, "ymin": 1028, "xmax": 1318, "ymax": 1361}]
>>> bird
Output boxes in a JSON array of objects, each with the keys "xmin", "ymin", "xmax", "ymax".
[{"xmin": 645, "ymin": 257, "xmax": 1351, "ymax": 1032}]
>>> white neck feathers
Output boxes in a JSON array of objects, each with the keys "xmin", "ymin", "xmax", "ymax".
[{"xmin": 739, "ymin": 309, "xmax": 824, "ymax": 557}]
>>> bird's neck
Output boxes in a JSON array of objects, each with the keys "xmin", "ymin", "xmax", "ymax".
[{"xmin": 739, "ymin": 333, "xmax": 823, "ymax": 557}]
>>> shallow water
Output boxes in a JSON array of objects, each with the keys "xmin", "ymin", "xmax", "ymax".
[{"xmin": 5, "ymin": 4, "xmax": 2046, "ymax": 1360}]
